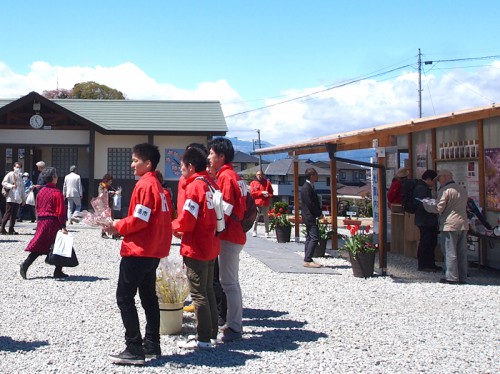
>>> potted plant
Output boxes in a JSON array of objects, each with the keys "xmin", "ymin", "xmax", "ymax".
[
  {"xmin": 156, "ymin": 257, "xmax": 190, "ymax": 334},
  {"xmin": 314, "ymin": 218, "xmax": 334, "ymax": 257},
  {"xmin": 268, "ymin": 202, "xmax": 293, "ymax": 243},
  {"xmin": 340, "ymin": 224, "xmax": 377, "ymax": 278}
]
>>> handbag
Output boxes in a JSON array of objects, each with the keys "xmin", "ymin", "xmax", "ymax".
[
  {"xmin": 45, "ymin": 232, "xmax": 79, "ymax": 267},
  {"xmin": 112, "ymin": 194, "xmax": 121, "ymax": 211},
  {"xmin": 1, "ymin": 187, "xmax": 9, "ymax": 198}
]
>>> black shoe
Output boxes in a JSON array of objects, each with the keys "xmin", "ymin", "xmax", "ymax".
[
  {"xmin": 8, "ymin": 231, "xmax": 19, "ymax": 235},
  {"xmin": 20, "ymin": 264, "xmax": 27, "ymax": 280},
  {"xmin": 432, "ymin": 265, "xmax": 443, "ymax": 271},
  {"xmin": 439, "ymin": 278, "xmax": 460, "ymax": 285},
  {"xmin": 17, "ymin": 219, "xmax": 22, "ymax": 222},
  {"xmin": 0, "ymin": 230, "xmax": 7, "ymax": 235},
  {"xmin": 53, "ymin": 271, "xmax": 69, "ymax": 279},
  {"xmin": 418, "ymin": 267, "xmax": 438, "ymax": 273},
  {"xmin": 143, "ymin": 340, "xmax": 161, "ymax": 359},
  {"xmin": 109, "ymin": 348, "xmax": 145, "ymax": 365}
]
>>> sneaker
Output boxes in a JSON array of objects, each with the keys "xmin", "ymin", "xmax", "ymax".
[
  {"xmin": 53, "ymin": 271, "xmax": 69, "ymax": 279},
  {"xmin": 303, "ymin": 261, "xmax": 322, "ymax": 268},
  {"xmin": 109, "ymin": 348, "xmax": 145, "ymax": 365},
  {"xmin": 20, "ymin": 264, "xmax": 27, "ymax": 280},
  {"xmin": 218, "ymin": 326, "xmax": 242, "ymax": 343},
  {"xmin": 177, "ymin": 339, "xmax": 214, "ymax": 349},
  {"xmin": 252, "ymin": 231, "xmax": 257, "ymax": 237},
  {"xmin": 265, "ymin": 232, "xmax": 270, "ymax": 238},
  {"xmin": 143, "ymin": 340, "xmax": 161, "ymax": 359}
]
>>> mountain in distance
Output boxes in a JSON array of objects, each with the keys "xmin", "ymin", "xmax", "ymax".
[{"xmin": 228, "ymin": 137, "xmax": 375, "ymax": 164}]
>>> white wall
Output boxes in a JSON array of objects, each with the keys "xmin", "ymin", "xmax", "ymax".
[{"xmin": 1, "ymin": 129, "xmax": 89, "ymax": 144}]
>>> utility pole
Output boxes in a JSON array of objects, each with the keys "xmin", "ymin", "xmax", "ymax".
[
  {"xmin": 256, "ymin": 129, "xmax": 262, "ymax": 170},
  {"xmin": 418, "ymin": 48, "xmax": 422, "ymax": 118}
]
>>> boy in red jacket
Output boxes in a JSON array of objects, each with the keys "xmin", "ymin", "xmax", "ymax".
[
  {"xmin": 172, "ymin": 147, "xmax": 220, "ymax": 349},
  {"xmin": 106, "ymin": 143, "xmax": 172, "ymax": 365}
]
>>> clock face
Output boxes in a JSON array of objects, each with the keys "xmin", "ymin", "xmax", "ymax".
[{"xmin": 29, "ymin": 114, "xmax": 44, "ymax": 129}]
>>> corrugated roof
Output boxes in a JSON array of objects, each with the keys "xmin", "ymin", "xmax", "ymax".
[{"xmin": 53, "ymin": 99, "xmax": 227, "ymax": 132}]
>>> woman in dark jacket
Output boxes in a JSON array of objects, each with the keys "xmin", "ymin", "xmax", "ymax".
[{"xmin": 20, "ymin": 167, "xmax": 68, "ymax": 279}]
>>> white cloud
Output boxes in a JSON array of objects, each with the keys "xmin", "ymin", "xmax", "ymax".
[{"xmin": 1, "ymin": 60, "xmax": 499, "ymax": 146}]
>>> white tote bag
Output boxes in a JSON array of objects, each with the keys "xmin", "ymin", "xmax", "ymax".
[
  {"xmin": 26, "ymin": 191, "xmax": 36, "ymax": 206},
  {"xmin": 53, "ymin": 231, "xmax": 74, "ymax": 258}
]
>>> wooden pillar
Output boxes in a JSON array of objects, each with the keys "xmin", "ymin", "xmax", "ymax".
[
  {"xmin": 330, "ymin": 158, "xmax": 338, "ymax": 249},
  {"xmin": 88, "ymin": 129, "xmax": 95, "ymax": 206},
  {"xmin": 477, "ymin": 119, "xmax": 487, "ymax": 265},
  {"xmin": 293, "ymin": 154, "xmax": 300, "ymax": 241},
  {"xmin": 377, "ymin": 155, "xmax": 386, "ymax": 273}
]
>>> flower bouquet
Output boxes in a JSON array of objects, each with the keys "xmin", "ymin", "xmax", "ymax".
[{"xmin": 156, "ymin": 257, "xmax": 190, "ymax": 304}]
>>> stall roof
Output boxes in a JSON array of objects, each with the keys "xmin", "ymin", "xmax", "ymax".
[{"xmin": 254, "ymin": 103, "xmax": 500, "ymax": 155}]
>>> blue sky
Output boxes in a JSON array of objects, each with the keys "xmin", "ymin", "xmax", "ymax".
[{"xmin": 2, "ymin": 0, "xmax": 500, "ymax": 145}]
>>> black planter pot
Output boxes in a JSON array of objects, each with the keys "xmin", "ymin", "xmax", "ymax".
[
  {"xmin": 349, "ymin": 251, "xmax": 376, "ymax": 278},
  {"xmin": 275, "ymin": 225, "xmax": 292, "ymax": 243},
  {"xmin": 313, "ymin": 239, "xmax": 327, "ymax": 257}
]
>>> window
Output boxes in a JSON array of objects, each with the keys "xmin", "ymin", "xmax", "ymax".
[
  {"xmin": 339, "ymin": 171, "xmax": 346, "ymax": 181},
  {"xmin": 353, "ymin": 171, "xmax": 360, "ymax": 181},
  {"xmin": 108, "ymin": 148, "xmax": 134, "ymax": 179},
  {"xmin": 52, "ymin": 147, "xmax": 77, "ymax": 176}
]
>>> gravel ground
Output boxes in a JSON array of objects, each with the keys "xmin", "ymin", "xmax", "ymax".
[{"xmin": 0, "ymin": 221, "xmax": 499, "ymax": 374}]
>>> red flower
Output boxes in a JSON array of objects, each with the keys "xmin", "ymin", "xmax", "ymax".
[
  {"xmin": 346, "ymin": 225, "xmax": 352, "ymax": 230},
  {"xmin": 365, "ymin": 225, "xmax": 371, "ymax": 233},
  {"xmin": 279, "ymin": 208, "xmax": 283, "ymax": 213}
]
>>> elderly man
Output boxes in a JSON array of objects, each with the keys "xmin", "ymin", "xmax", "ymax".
[
  {"xmin": 250, "ymin": 170, "xmax": 273, "ymax": 238},
  {"xmin": 63, "ymin": 165, "xmax": 83, "ymax": 224},
  {"xmin": 423, "ymin": 169, "xmax": 469, "ymax": 284}
]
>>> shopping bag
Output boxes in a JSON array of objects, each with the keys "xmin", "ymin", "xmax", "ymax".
[
  {"xmin": 112, "ymin": 194, "xmax": 121, "ymax": 211},
  {"xmin": 26, "ymin": 191, "xmax": 35, "ymax": 206},
  {"xmin": 53, "ymin": 231, "xmax": 74, "ymax": 258}
]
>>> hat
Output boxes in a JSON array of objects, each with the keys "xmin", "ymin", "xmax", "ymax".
[
  {"xmin": 22, "ymin": 172, "xmax": 29, "ymax": 177},
  {"xmin": 70, "ymin": 165, "xmax": 77, "ymax": 172},
  {"xmin": 396, "ymin": 167, "xmax": 409, "ymax": 178},
  {"xmin": 434, "ymin": 169, "xmax": 453, "ymax": 180}
]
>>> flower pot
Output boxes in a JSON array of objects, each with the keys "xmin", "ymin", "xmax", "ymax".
[
  {"xmin": 313, "ymin": 239, "xmax": 327, "ymax": 257},
  {"xmin": 275, "ymin": 225, "xmax": 292, "ymax": 243},
  {"xmin": 349, "ymin": 251, "xmax": 376, "ymax": 278},
  {"xmin": 159, "ymin": 302, "xmax": 184, "ymax": 335}
]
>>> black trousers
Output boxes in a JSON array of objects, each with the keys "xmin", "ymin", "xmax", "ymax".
[
  {"xmin": 116, "ymin": 257, "xmax": 160, "ymax": 348},
  {"xmin": 22, "ymin": 252, "xmax": 63, "ymax": 273},
  {"xmin": 417, "ymin": 225, "xmax": 438, "ymax": 269},
  {"xmin": 304, "ymin": 223, "xmax": 319, "ymax": 262},
  {"xmin": 1, "ymin": 202, "xmax": 20, "ymax": 232},
  {"xmin": 213, "ymin": 257, "xmax": 227, "ymax": 323}
]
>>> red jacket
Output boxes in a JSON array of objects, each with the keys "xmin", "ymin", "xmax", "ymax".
[
  {"xmin": 387, "ymin": 178, "xmax": 403, "ymax": 208},
  {"xmin": 36, "ymin": 183, "xmax": 66, "ymax": 228},
  {"xmin": 172, "ymin": 171, "xmax": 220, "ymax": 261},
  {"xmin": 115, "ymin": 171, "xmax": 172, "ymax": 258},
  {"xmin": 250, "ymin": 178, "xmax": 273, "ymax": 207},
  {"xmin": 216, "ymin": 164, "xmax": 246, "ymax": 245}
]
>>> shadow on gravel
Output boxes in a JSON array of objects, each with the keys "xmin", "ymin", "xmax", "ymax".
[
  {"xmin": 0, "ymin": 239, "xmax": 22, "ymax": 243},
  {"xmin": 65, "ymin": 275, "xmax": 109, "ymax": 282},
  {"xmin": 0, "ymin": 336, "xmax": 49, "ymax": 352},
  {"xmin": 147, "ymin": 307, "xmax": 327, "ymax": 369},
  {"xmin": 389, "ymin": 270, "xmax": 500, "ymax": 286}
]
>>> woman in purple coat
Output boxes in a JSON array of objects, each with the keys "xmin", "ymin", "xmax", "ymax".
[{"xmin": 20, "ymin": 167, "xmax": 68, "ymax": 279}]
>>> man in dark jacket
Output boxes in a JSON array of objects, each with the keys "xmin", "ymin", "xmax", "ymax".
[
  {"xmin": 414, "ymin": 169, "xmax": 442, "ymax": 272},
  {"xmin": 300, "ymin": 168, "xmax": 323, "ymax": 268}
]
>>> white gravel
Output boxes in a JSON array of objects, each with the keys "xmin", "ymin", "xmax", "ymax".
[{"xmin": 1, "ymin": 221, "xmax": 499, "ymax": 373}]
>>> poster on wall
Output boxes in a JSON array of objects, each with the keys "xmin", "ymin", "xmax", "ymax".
[
  {"xmin": 415, "ymin": 143, "xmax": 428, "ymax": 178},
  {"xmin": 436, "ymin": 160, "xmax": 479, "ymax": 202},
  {"xmin": 485, "ymin": 148, "xmax": 500, "ymax": 211},
  {"xmin": 164, "ymin": 149, "xmax": 184, "ymax": 180}
]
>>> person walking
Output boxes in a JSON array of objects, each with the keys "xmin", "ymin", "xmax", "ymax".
[
  {"xmin": 413, "ymin": 169, "xmax": 441, "ymax": 272},
  {"xmin": 105, "ymin": 143, "xmax": 172, "ymax": 366},
  {"xmin": 98, "ymin": 174, "xmax": 116, "ymax": 238},
  {"xmin": 250, "ymin": 170, "xmax": 273, "ymax": 238},
  {"xmin": 18, "ymin": 172, "xmax": 35, "ymax": 223},
  {"xmin": 19, "ymin": 167, "xmax": 68, "ymax": 279},
  {"xmin": 423, "ymin": 169, "xmax": 469, "ymax": 284},
  {"xmin": 208, "ymin": 137, "xmax": 246, "ymax": 343},
  {"xmin": 173, "ymin": 147, "xmax": 220, "ymax": 349},
  {"xmin": 300, "ymin": 167, "xmax": 322, "ymax": 268},
  {"xmin": 63, "ymin": 165, "xmax": 83, "ymax": 224},
  {"xmin": 1, "ymin": 162, "xmax": 25, "ymax": 235}
]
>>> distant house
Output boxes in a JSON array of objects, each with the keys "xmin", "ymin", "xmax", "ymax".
[{"xmin": 231, "ymin": 151, "xmax": 260, "ymax": 172}]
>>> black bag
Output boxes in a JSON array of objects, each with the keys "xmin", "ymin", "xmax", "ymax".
[
  {"xmin": 240, "ymin": 193, "xmax": 257, "ymax": 232},
  {"xmin": 401, "ymin": 179, "xmax": 418, "ymax": 214},
  {"xmin": 45, "ymin": 247, "xmax": 79, "ymax": 267}
]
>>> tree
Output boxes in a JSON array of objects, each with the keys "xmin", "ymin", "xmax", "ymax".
[
  {"xmin": 42, "ymin": 88, "xmax": 73, "ymax": 99},
  {"xmin": 72, "ymin": 81, "xmax": 125, "ymax": 100}
]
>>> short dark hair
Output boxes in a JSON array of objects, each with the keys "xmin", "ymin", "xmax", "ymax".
[
  {"xmin": 304, "ymin": 167, "xmax": 317, "ymax": 180},
  {"xmin": 132, "ymin": 143, "xmax": 160, "ymax": 170},
  {"xmin": 421, "ymin": 169, "xmax": 437, "ymax": 181},
  {"xmin": 182, "ymin": 147, "xmax": 208, "ymax": 172},
  {"xmin": 102, "ymin": 173, "xmax": 113, "ymax": 183},
  {"xmin": 41, "ymin": 167, "xmax": 57, "ymax": 184},
  {"xmin": 186, "ymin": 143, "xmax": 208, "ymax": 158},
  {"xmin": 208, "ymin": 137, "xmax": 234, "ymax": 163},
  {"xmin": 14, "ymin": 161, "xmax": 22, "ymax": 168}
]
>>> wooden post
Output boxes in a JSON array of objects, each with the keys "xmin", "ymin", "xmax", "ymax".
[
  {"xmin": 293, "ymin": 154, "xmax": 300, "ymax": 241},
  {"xmin": 330, "ymin": 158, "xmax": 338, "ymax": 249}
]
